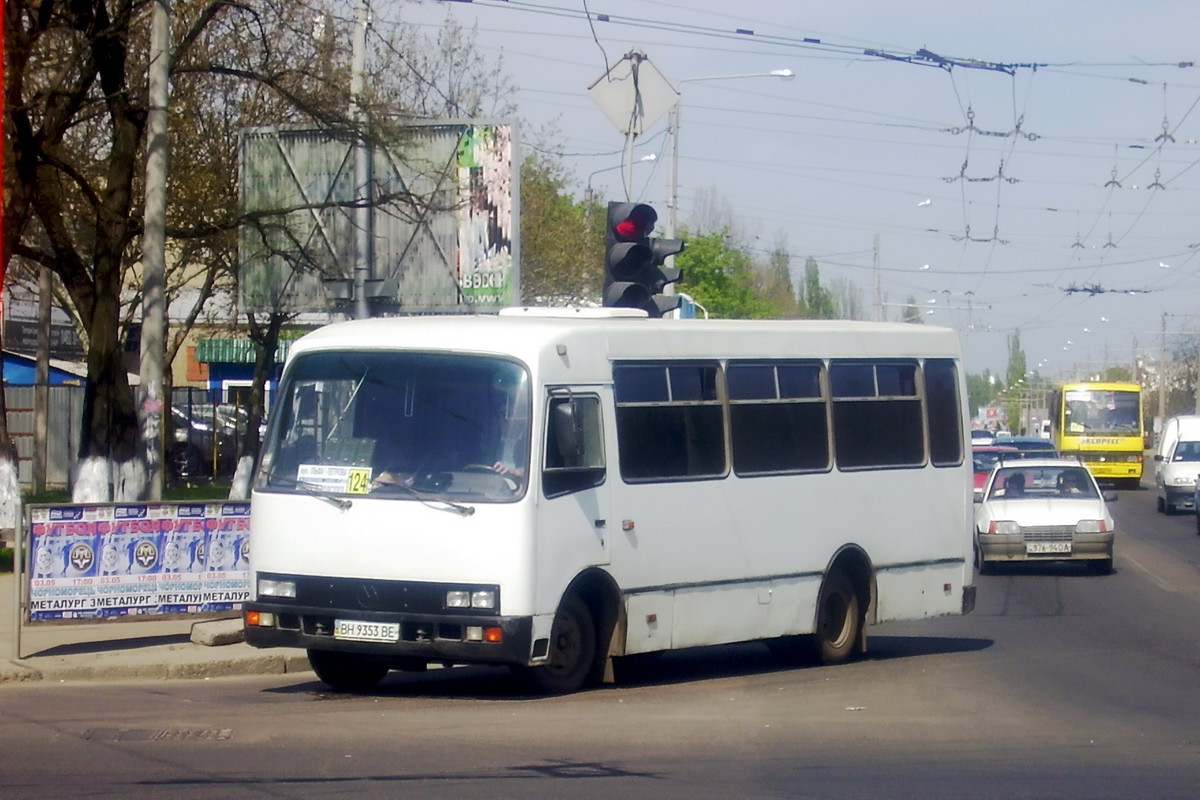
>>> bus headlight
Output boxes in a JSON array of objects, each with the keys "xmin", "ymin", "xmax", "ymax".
[
  {"xmin": 258, "ymin": 578, "xmax": 296, "ymax": 599},
  {"xmin": 446, "ymin": 589, "xmax": 496, "ymax": 609}
]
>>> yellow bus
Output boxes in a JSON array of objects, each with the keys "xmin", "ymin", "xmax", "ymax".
[{"xmin": 1050, "ymin": 381, "xmax": 1145, "ymax": 488}]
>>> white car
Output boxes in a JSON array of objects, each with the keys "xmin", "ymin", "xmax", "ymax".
[{"xmin": 974, "ymin": 458, "xmax": 1116, "ymax": 575}]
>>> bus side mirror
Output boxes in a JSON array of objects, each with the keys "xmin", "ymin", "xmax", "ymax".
[{"xmin": 551, "ymin": 399, "xmax": 584, "ymax": 466}]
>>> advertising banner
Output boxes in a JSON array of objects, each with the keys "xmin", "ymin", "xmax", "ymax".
[{"xmin": 25, "ymin": 502, "xmax": 252, "ymax": 623}]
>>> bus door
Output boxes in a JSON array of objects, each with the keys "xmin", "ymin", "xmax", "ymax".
[{"xmin": 537, "ymin": 388, "xmax": 612, "ymax": 575}]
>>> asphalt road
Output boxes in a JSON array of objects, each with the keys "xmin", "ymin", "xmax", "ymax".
[{"xmin": 2, "ymin": 485, "xmax": 1198, "ymax": 800}]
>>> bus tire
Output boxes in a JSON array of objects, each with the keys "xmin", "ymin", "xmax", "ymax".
[
  {"xmin": 307, "ymin": 649, "xmax": 390, "ymax": 692},
  {"xmin": 815, "ymin": 570, "xmax": 860, "ymax": 665},
  {"xmin": 519, "ymin": 594, "xmax": 598, "ymax": 694}
]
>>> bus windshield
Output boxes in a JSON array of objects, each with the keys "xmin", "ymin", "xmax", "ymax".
[
  {"xmin": 257, "ymin": 351, "xmax": 531, "ymax": 502},
  {"xmin": 1063, "ymin": 389, "xmax": 1140, "ymax": 435}
]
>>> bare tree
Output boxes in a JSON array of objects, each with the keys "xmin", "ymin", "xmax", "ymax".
[{"xmin": 3, "ymin": 1, "xmax": 516, "ymax": 505}]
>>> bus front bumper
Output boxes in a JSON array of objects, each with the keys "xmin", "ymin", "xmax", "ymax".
[{"xmin": 243, "ymin": 601, "xmax": 534, "ymax": 668}]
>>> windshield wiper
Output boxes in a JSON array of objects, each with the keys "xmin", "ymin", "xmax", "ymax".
[
  {"xmin": 297, "ymin": 481, "xmax": 353, "ymax": 510},
  {"xmin": 263, "ymin": 472, "xmax": 353, "ymax": 510},
  {"xmin": 373, "ymin": 478, "xmax": 475, "ymax": 517}
]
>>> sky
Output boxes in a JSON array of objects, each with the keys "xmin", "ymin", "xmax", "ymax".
[{"xmin": 393, "ymin": 0, "xmax": 1200, "ymax": 378}]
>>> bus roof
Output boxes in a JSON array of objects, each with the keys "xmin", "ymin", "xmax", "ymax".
[{"xmin": 285, "ymin": 308, "xmax": 962, "ymax": 378}]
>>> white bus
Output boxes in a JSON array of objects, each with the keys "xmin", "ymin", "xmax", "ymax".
[{"xmin": 244, "ymin": 307, "xmax": 975, "ymax": 693}]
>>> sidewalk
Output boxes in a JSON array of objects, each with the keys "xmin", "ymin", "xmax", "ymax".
[{"xmin": 0, "ymin": 573, "xmax": 311, "ymax": 685}]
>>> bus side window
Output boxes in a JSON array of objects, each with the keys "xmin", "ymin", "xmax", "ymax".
[{"xmin": 543, "ymin": 394, "xmax": 606, "ymax": 497}]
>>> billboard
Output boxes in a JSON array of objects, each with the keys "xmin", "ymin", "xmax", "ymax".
[
  {"xmin": 25, "ymin": 502, "xmax": 252, "ymax": 622},
  {"xmin": 239, "ymin": 120, "xmax": 519, "ymax": 314}
]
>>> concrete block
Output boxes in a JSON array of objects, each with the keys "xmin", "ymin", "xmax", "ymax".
[{"xmin": 190, "ymin": 618, "xmax": 246, "ymax": 647}]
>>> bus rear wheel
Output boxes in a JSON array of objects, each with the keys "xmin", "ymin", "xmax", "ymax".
[
  {"xmin": 307, "ymin": 649, "xmax": 390, "ymax": 692},
  {"xmin": 815, "ymin": 570, "xmax": 861, "ymax": 665},
  {"xmin": 517, "ymin": 594, "xmax": 598, "ymax": 694}
]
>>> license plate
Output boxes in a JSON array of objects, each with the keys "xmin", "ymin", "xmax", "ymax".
[
  {"xmin": 333, "ymin": 619, "xmax": 400, "ymax": 642},
  {"xmin": 1026, "ymin": 542, "xmax": 1071, "ymax": 554}
]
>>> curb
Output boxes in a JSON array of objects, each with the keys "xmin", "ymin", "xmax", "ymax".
[{"xmin": 0, "ymin": 651, "xmax": 311, "ymax": 685}]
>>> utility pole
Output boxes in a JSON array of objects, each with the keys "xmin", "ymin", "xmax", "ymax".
[
  {"xmin": 34, "ymin": 267, "xmax": 50, "ymax": 493},
  {"xmin": 139, "ymin": 0, "xmax": 171, "ymax": 500},
  {"xmin": 1158, "ymin": 312, "xmax": 1167, "ymax": 439},
  {"xmin": 873, "ymin": 232, "xmax": 882, "ymax": 321},
  {"xmin": 350, "ymin": 0, "xmax": 372, "ymax": 320}
]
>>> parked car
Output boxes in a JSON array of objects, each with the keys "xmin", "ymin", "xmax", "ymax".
[
  {"xmin": 992, "ymin": 435, "xmax": 1060, "ymax": 458},
  {"xmin": 971, "ymin": 445, "xmax": 1020, "ymax": 499},
  {"xmin": 169, "ymin": 403, "xmax": 256, "ymax": 482},
  {"xmin": 974, "ymin": 458, "xmax": 1116, "ymax": 575}
]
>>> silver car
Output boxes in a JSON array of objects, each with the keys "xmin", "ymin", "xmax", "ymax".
[{"xmin": 974, "ymin": 458, "xmax": 1116, "ymax": 575}]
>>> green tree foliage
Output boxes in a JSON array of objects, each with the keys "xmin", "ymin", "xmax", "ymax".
[
  {"xmin": 967, "ymin": 371, "xmax": 1003, "ymax": 421},
  {"xmin": 518, "ymin": 153, "xmax": 603, "ymax": 304},
  {"xmin": 1006, "ymin": 330, "xmax": 1028, "ymax": 433},
  {"xmin": 754, "ymin": 245, "xmax": 801, "ymax": 318},
  {"xmin": 675, "ymin": 230, "xmax": 776, "ymax": 319},
  {"xmin": 799, "ymin": 257, "xmax": 836, "ymax": 319}
]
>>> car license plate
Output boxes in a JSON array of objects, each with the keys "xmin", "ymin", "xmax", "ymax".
[
  {"xmin": 1026, "ymin": 542, "xmax": 1071, "ymax": 554},
  {"xmin": 333, "ymin": 619, "xmax": 400, "ymax": 642}
]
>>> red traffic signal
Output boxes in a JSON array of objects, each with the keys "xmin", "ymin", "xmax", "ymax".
[
  {"xmin": 609, "ymin": 203, "xmax": 657, "ymax": 240},
  {"xmin": 603, "ymin": 202, "xmax": 685, "ymax": 318}
]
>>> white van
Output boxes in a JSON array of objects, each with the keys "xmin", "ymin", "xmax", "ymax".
[{"xmin": 1154, "ymin": 415, "xmax": 1200, "ymax": 513}]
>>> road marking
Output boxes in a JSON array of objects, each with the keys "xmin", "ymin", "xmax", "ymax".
[{"xmin": 1118, "ymin": 552, "xmax": 1177, "ymax": 593}]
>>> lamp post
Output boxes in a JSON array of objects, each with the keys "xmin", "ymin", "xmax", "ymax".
[
  {"xmin": 584, "ymin": 154, "xmax": 657, "ymax": 222},
  {"xmin": 873, "ymin": 198, "xmax": 932, "ymax": 321},
  {"xmin": 666, "ymin": 69, "xmax": 795, "ymax": 242}
]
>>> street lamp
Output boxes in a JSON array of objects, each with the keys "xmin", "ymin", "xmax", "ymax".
[
  {"xmin": 666, "ymin": 68, "xmax": 795, "ymax": 241},
  {"xmin": 873, "ymin": 199, "xmax": 936, "ymax": 321},
  {"xmin": 585, "ymin": 154, "xmax": 657, "ymax": 223},
  {"xmin": 586, "ymin": 154, "xmax": 656, "ymax": 204}
]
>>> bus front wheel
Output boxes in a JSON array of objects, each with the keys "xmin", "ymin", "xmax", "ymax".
[
  {"xmin": 815, "ymin": 570, "xmax": 861, "ymax": 665},
  {"xmin": 518, "ymin": 594, "xmax": 599, "ymax": 694},
  {"xmin": 307, "ymin": 649, "xmax": 390, "ymax": 692}
]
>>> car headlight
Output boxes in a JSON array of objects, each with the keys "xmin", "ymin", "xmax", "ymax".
[
  {"xmin": 257, "ymin": 578, "xmax": 296, "ymax": 599},
  {"xmin": 1076, "ymin": 520, "xmax": 1109, "ymax": 533},
  {"xmin": 986, "ymin": 520, "xmax": 1021, "ymax": 535},
  {"xmin": 1172, "ymin": 476, "xmax": 1194, "ymax": 485}
]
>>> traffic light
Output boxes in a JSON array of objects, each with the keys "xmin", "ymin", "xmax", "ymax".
[{"xmin": 603, "ymin": 202, "xmax": 686, "ymax": 317}]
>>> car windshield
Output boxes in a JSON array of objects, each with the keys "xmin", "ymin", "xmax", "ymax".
[
  {"xmin": 256, "ymin": 351, "xmax": 531, "ymax": 503},
  {"xmin": 1173, "ymin": 442, "xmax": 1200, "ymax": 462},
  {"xmin": 988, "ymin": 466, "xmax": 1097, "ymax": 500}
]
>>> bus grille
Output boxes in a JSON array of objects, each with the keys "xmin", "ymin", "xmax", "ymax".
[{"xmin": 1022, "ymin": 526, "xmax": 1074, "ymax": 542}]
